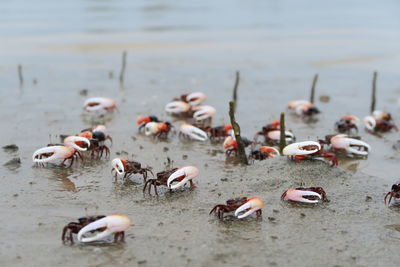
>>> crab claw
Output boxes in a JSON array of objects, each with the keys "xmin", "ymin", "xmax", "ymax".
[
  {"xmin": 192, "ymin": 105, "xmax": 216, "ymax": 121},
  {"xmin": 32, "ymin": 146, "xmax": 74, "ymax": 163},
  {"xmin": 330, "ymin": 135, "xmax": 371, "ymax": 156},
  {"xmin": 180, "ymin": 123, "xmax": 208, "ymax": 141},
  {"xmin": 111, "ymin": 158, "xmax": 125, "ymax": 175},
  {"xmin": 267, "ymin": 130, "xmax": 295, "ymax": 142},
  {"xmin": 84, "ymin": 97, "xmax": 116, "ymax": 112},
  {"xmin": 223, "ymin": 136, "xmax": 237, "ymax": 149},
  {"xmin": 260, "ymin": 146, "xmax": 280, "ymax": 158},
  {"xmin": 372, "ymin": 110, "xmax": 391, "ymax": 121},
  {"xmin": 64, "ymin": 136, "xmax": 91, "ymax": 151},
  {"xmin": 167, "ymin": 166, "xmax": 199, "ymax": 189},
  {"xmin": 288, "ymin": 100, "xmax": 310, "ymax": 110},
  {"xmin": 283, "ymin": 141, "xmax": 321, "ymax": 156},
  {"xmin": 282, "ymin": 189, "xmax": 322, "ymax": 203},
  {"xmin": 144, "ymin": 122, "xmax": 160, "ymax": 136},
  {"xmin": 363, "ymin": 116, "xmax": 376, "ymax": 131},
  {"xmin": 186, "ymin": 92, "xmax": 207, "ymax": 106},
  {"xmin": 77, "ymin": 214, "xmax": 131, "ymax": 243},
  {"xmin": 341, "ymin": 115, "xmax": 360, "ymax": 124},
  {"xmin": 165, "ymin": 101, "xmax": 191, "ymax": 115},
  {"xmin": 234, "ymin": 197, "xmax": 265, "ymax": 219}
]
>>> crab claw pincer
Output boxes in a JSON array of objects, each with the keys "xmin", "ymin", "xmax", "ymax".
[
  {"xmin": 192, "ymin": 105, "xmax": 216, "ymax": 121},
  {"xmin": 267, "ymin": 130, "xmax": 295, "ymax": 143},
  {"xmin": 179, "ymin": 123, "xmax": 208, "ymax": 141},
  {"xmin": 32, "ymin": 146, "xmax": 75, "ymax": 164},
  {"xmin": 283, "ymin": 141, "xmax": 321, "ymax": 156},
  {"xmin": 281, "ymin": 189, "xmax": 322, "ymax": 203},
  {"xmin": 167, "ymin": 166, "xmax": 199, "ymax": 190},
  {"xmin": 165, "ymin": 101, "xmax": 191, "ymax": 115},
  {"xmin": 111, "ymin": 158, "xmax": 125, "ymax": 176},
  {"xmin": 84, "ymin": 97, "xmax": 116, "ymax": 113},
  {"xmin": 186, "ymin": 92, "xmax": 207, "ymax": 106},
  {"xmin": 234, "ymin": 197, "xmax": 265, "ymax": 219},
  {"xmin": 64, "ymin": 136, "xmax": 91, "ymax": 151},
  {"xmin": 77, "ymin": 214, "xmax": 131, "ymax": 243},
  {"xmin": 330, "ymin": 135, "xmax": 371, "ymax": 156}
]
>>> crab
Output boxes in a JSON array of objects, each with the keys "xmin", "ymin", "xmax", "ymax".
[
  {"xmin": 223, "ymin": 136, "xmax": 253, "ymax": 157},
  {"xmin": 210, "ymin": 197, "xmax": 265, "ymax": 220},
  {"xmin": 179, "ymin": 123, "xmax": 208, "ymax": 141},
  {"xmin": 283, "ymin": 141, "xmax": 338, "ymax": 166},
  {"xmin": 174, "ymin": 92, "xmax": 207, "ymax": 106},
  {"xmin": 335, "ymin": 115, "xmax": 359, "ymax": 134},
  {"xmin": 143, "ymin": 121, "xmax": 174, "ymax": 139},
  {"xmin": 33, "ymin": 136, "xmax": 90, "ymax": 167},
  {"xmin": 364, "ymin": 110, "xmax": 397, "ymax": 132},
  {"xmin": 281, "ymin": 187, "xmax": 328, "ymax": 203},
  {"xmin": 77, "ymin": 214, "xmax": 132, "ymax": 243},
  {"xmin": 165, "ymin": 101, "xmax": 193, "ymax": 117},
  {"xmin": 323, "ymin": 134, "xmax": 371, "ymax": 157},
  {"xmin": 62, "ymin": 215, "xmax": 106, "ymax": 244},
  {"xmin": 111, "ymin": 158, "xmax": 153, "ymax": 182},
  {"xmin": 384, "ymin": 182, "xmax": 400, "ymax": 205},
  {"xmin": 254, "ymin": 121, "xmax": 295, "ymax": 145},
  {"xmin": 137, "ymin": 115, "xmax": 160, "ymax": 132},
  {"xmin": 84, "ymin": 97, "xmax": 117, "ymax": 114},
  {"xmin": 79, "ymin": 125, "xmax": 112, "ymax": 158},
  {"xmin": 195, "ymin": 124, "xmax": 233, "ymax": 142},
  {"xmin": 288, "ymin": 100, "xmax": 320, "ymax": 116},
  {"xmin": 249, "ymin": 146, "xmax": 280, "ymax": 161},
  {"xmin": 143, "ymin": 166, "xmax": 199, "ymax": 196}
]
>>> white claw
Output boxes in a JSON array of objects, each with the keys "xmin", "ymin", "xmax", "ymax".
[
  {"xmin": 165, "ymin": 101, "xmax": 191, "ymax": 115},
  {"xmin": 180, "ymin": 123, "xmax": 208, "ymax": 141},
  {"xmin": 234, "ymin": 197, "xmax": 265, "ymax": 219},
  {"xmin": 363, "ymin": 116, "xmax": 376, "ymax": 131},
  {"xmin": 111, "ymin": 158, "xmax": 125, "ymax": 175},
  {"xmin": 186, "ymin": 92, "xmax": 207, "ymax": 106},
  {"xmin": 64, "ymin": 136, "xmax": 91, "ymax": 151},
  {"xmin": 331, "ymin": 135, "xmax": 371, "ymax": 156},
  {"xmin": 283, "ymin": 141, "xmax": 320, "ymax": 156},
  {"xmin": 32, "ymin": 146, "xmax": 74, "ymax": 163},
  {"xmin": 167, "ymin": 166, "xmax": 199, "ymax": 189},
  {"xmin": 267, "ymin": 130, "xmax": 295, "ymax": 142},
  {"xmin": 283, "ymin": 189, "xmax": 321, "ymax": 203},
  {"xmin": 77, "ymin": 214, "xmax": 131, "ymax": 243},
  {"xmin": 84, "ymin": 97, "xmax": 116, "ymax": 113},
  {"xmin": 192, "ymin": 105, "xmax": 216, "ymax": 121}
]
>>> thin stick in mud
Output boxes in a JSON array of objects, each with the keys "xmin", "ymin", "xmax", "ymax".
[
  {"xmin": 232, "ymin": 71, "xmax": 240, "ymax": 113},
  {"xmin": 119, "ymin": 51, "xmax": 127, "ymax": 85},
  {"xmin": 310, "ymin": 74, "xmax": 318, "ymax": 104},
  {"xmin": 18, "ymin": 64, "xmax": 23, "ymax": 86},
  {"xmin": 370, "ymin": 71, "xmax": 377, "ymax": 113},
  {"xmin": 279, "ymin": 112, "xmax": 286, "ymax": 154},
  {"xmin": 228, "ymin": 101, "xmax": 248, "ymax": 165}
]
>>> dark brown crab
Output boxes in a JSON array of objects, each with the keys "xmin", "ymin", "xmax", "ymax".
[
  {"xmin": 111, "ymin": 158, "xmax": 153, "ymax": 182},
  {"xmin": 384, "ymin": 182, "xmax": 400, "ymax": 205},
  {"xmin": 62, "ymin": 215, "xmax": 105, "ymax": 244},
  {"xmin": 79, "ymin": 125, "xmax": 112, "ymax": 158},
  {"xmin": 210, "ymin": 197, "xmax": 265, "ymax": 220}
]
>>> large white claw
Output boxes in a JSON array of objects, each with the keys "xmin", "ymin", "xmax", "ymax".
[
  {"xmin": 180, "ymin": 123, "xmax": 208, "ymax": 141},
  {"xmin": 331, "ymin": 135, "xmax": 371, "ymax": 156},
  {"xmin": 267, "ymin": 130, "xmax": 295, "ymax": 142},
  {"xmin": 363, "ymin": 116, "xmax": 376, "ymax": 131},
  {"xmin": 186, "ymin": 92, "xmax": 207, "ymax": 106},
  {"xmin": 84, "ymin": 97, "xmax": 116, "ymax": 112},
  {"xmin": 167, "ymin": 166, "xmax": 199, "ymax": 189},
  {"xmin": 32, "ymin": 146, "xmax": 74, "ymax": 163},
  {"xmin": 64, "ymin": 136, "xmax": 91, "ymax": 151},
  {"xmin": 284, "ymin": 189, "xmax": 322, "ymax": 203},
  {"xmin": 111, "ymin": 158, "xmax": 125, "ymax": 175},
  {"xmin": 234, "ymin": 197, "xmax": 265, "ymax": 219},
  {"xmin": 165, "ymin": 101, "xmax": 191, "ymax": 115},
  {"xmin": 77, "ymin": 214, "xmax": 131, "ymax": 243},
  {"xmin": 192, "ymin": 105, "xmax": 216, "ymax": 121},
  {"xmin": 283, "ymin": 141, "xmax": 320, "ymax": 156}
]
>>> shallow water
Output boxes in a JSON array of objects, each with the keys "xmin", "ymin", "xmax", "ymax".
[{"xmin": 1, "ymin": 1, "xmax": 400, "ymax": 266}]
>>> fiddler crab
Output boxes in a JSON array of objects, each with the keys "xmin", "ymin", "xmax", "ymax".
[
  {"xmin": 62, "ymin": 214, "xmax": 132, "ymax": 244},
  {"xmin": 84, "ymin": 97, "xmax": 117, "ymax": 114},
  {"xmin": 249, "ymin": 146, "xmax": 280, "ymax": 161},
  {"xmin": 111, "ymin": 158, "xmax": 153, "ymax": 182},
  {"xmin": 174, "ymin": 92, "xmax": 207, "ymax": 106},
  {"xmin": 283, "ymin": 141, "xmax": 338, "ymax": 166},
  {"xmin": 384, "ymin": 182, "xmax": 400, "ymax": 206},
  {"xmin": 179, "ymin": 123, "xmax": 209, "ymax": 141},
  {"xmin": 210, "ymin": 197, "xmax": 265, "ymax": 220},
  {"xmin": 254, "ymin": 120, "xmax": 295, "ymax": 145},
  {"xmin": 32, "ymin": 135, "xmax": 90, "ymax": 167},
  {"xmin": 288, "ymin": 100, "xmax": 320, "ymax": 117},
  {"xmin": 195, "ymin": 124, "xmax": 233, "ymax": 142},
  {"xmin": 137, "ymin": 115, "xmax": 160, "ymax": 132},
  {"xmin": 281, "ymin": 187, "xmax": 328, "ymax": 203},
  {"xmin": 364, "ymin": 110, "xmax": 397, "ymax": 133},
  {"xmin": 79, "ymin": 125, "xmax": 112, "ymax": 158},
  {"xmin": 223, "ymin": 136, "xmax": 253, "ymax": 157},
  {"xmin": 322, "ymin": 134, "xmax": 371, "ymax": 158},
  {"xmin": 335, "ymin": 115, "xmax": 359, "ymax": 134},
  {"xmin": 143, "ymin": 166, "xmax": 199, "ymax": 196}
]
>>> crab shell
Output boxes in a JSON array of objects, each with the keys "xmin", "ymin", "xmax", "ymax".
[
  {"xmin": 341, "ymin": 115, "xmax": 360, "ymax": 124},
  {"xmin": 282, "ymin": 141, "xmax": 321, "ymax": 156},
  {"xmin": 32, "ymin": 146, "xmax": 76, "ymax": 164},
  {"xmin": 84, "ymin": 97, "xmax": 116, "ymax": 113},
  {"xmin": 166, "ymin": 166, "xmax": 199, "ymax": 189},
  {"xmin": 260, "ymin": 146, "xmax": 280, "ymax": 158},
  {"xmin": 234, "ymin": 197, "xmax": 265, "ymax": 219}
]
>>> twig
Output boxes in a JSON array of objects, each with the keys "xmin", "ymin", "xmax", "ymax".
[
  {"xmin": 279, "ymin": 112, "xmax": 286, "ymax": 154},
  {"xmin": 229, "ymin": 101, "xmax": 248, "ymax": 165},
  {"xmin": 370, "ymin": 71, "xmax": 377, "ymax": 113},
  {"xmin": 119, "ymin": 51, "xmax": 127, "ymax": 85},
  {"xmin": 232, "ymin": 71, "xmax": 240, "ymax": 113},
  {"xmin": 18, "ymin": 64, "xmax": 24, "ymax": 86},
  {"xmin": 310, "ymin": 74, "xmax": 318, "ymax": 104}
]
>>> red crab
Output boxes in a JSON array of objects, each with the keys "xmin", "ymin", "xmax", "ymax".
[{"xmin": 79, "ymin": 125, "xmax": 112, "ymax": 158}]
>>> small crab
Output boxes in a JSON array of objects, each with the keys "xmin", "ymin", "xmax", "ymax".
[
  {"xmin": 288, "ymin": 100, "xmax": 320, "ymax": 116},
  {"xmin": 196, "ymin": 124, "xmax": 233, "ymax": 142},
  {"xmin": 77, "ymin": 214, "xmax": 132, "ymax": 243},
  {"xmin": 364, "ymin": 110, "xmax": 397, "ymax": 132},
  {"xmin": 281, "ymin": 187, "xmax": 328, "ymax": 203},
  {"xmin": 335, "ymin": 115, "xmax": 359, "ymax": 134},
  {"xmin": 254, "ymin": 121, "xmax": 295, "ymax": 145},
  {"xmin": 143, "ymin": 121, "xmax": 174, "ymax": 139},
  {"xmin": 165, "ymin": 101, "xmax": 192, "ymax": 117},
  {"xmin": 143, "ymin": 166, "xmax": 199, "ymax": 196},
  {"xmin": 210, "ymin": 197, "xmax": 265, "ymax": 220},
  {"xmin": 283, "ymin": 141, "xmax": 338, "ymax": 166},
  {"xmin": 137, "ymin": 115, "xmax": 160, "ymax": 132},
  {"xmin": 324, "ymin": 134, "xmax": 371, "ymax": 157},
  {"xmin": 384, "ymin": 182, "xmax": 400, "ymax": 205},
  {"xmin": 223, "ymin": 136, "xmax": 253, "ymax": 157},
  {"xmin": 79, "ymin": 125, "xmax": 112, "ymax": 158},
  {"xmin": 179, "ymin": 123, "xmax": 208, "ymax": 141},
  {"xmin": 249, "ymin": 146, "xmax": 280, "ymax": 161},
  {"xmin": 84, "ymin": 97, "xmax": 117, "ymax": 114},
  {"xmin": 111, "ymin": 158, "xmax": 153, "ymax": 182},
  {"xmin": 62, "ymin": 215, "xmax": 106, "ymax": 244},
  {"xmin": 175, "ymin": 92, "xmax": 207, "ymax": 106}
]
